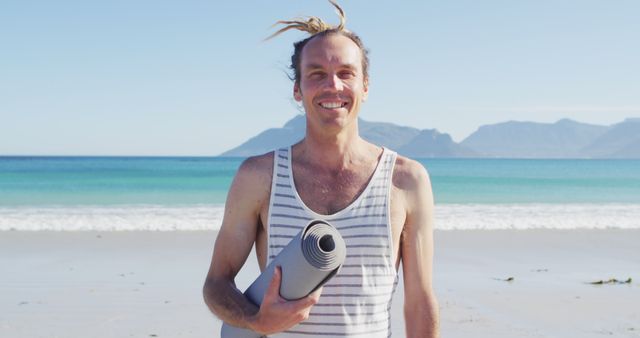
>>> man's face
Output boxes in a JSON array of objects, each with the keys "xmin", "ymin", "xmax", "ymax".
[{"xmin": 294, "ymin": 34, "xmax": 368, "ymax": 132}]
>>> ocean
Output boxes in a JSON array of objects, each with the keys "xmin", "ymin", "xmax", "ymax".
[{"xmin": 1, "ymin": 156, "xmax": 639, "ymax": 231}]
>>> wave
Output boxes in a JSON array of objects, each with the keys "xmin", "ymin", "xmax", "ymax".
[
  {"xmin": 1, "ymin": 203, "xmax": 639, "ymax": 231},
  {"xmin": 435, "ymin": 204, "xmax": 640, "ymax": 230},
  {"xmin": 0, "ymin": 204, "xmax": 224, "ymax": 231}
]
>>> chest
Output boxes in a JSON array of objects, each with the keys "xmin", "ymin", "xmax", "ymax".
[
  {"xmin": 292, "ymin": 163, "xmax": 374, "ymax": 215},
  {"xmin": 257, "ymin": 155, "xmax": 407, "ymax": 271}
]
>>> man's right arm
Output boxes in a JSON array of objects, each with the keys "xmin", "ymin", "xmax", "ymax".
[
  {"xmin": 202, "ymin": 154, "xmax": 320, "ymax": 335},
  {"xmin": 203, "ymin": 156, "xmax": 268, "ymax": 328}
]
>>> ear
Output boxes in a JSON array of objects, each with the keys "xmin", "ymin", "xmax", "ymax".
[
  {"xmin": 362, "ymin": 77, "xmax": 369, "ymax": 102},
  {"xmin": 293, "ymin": 82, "xmax": 302, "ymax": 102}
]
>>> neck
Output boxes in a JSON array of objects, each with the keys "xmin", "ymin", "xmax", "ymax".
[{"xmin": 297, "ymin": 119, "xmax": 377, "ymax": 170}]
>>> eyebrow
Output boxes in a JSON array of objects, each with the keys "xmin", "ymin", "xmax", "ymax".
[{"xmin": 305, "ymin": 63, "xmax": 358, "ymax": 71}]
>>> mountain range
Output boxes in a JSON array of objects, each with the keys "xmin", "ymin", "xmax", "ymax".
[{"xmin": 220, "ymin": 115, "xmax": 640, "ymax": 159}]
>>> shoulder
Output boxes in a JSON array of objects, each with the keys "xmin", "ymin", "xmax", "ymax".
[
  {"xmin": 229, "ymin": 151, "xmax": 275, "ymax": 202},
  {"xmin": 391, "ymin": 154, "xmax": 433, "ymax": 215},
  {"xmin": 235, "ymin": 151, "xmax": 274, "ymax": 182},
  {"xmin": 391, "ymin": 154, "xmax": 431, "ymax": 192},
  {"xmin": 236, "ymin": 151, "xmax": 274, "ymax": 181}
]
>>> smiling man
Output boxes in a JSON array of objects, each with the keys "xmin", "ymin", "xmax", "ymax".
[{"xmin": 203, "ymin": 2, "xmax": 439, "ymax": 337}]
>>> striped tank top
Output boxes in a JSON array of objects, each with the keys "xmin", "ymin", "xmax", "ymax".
[{"xmin": 267, "ymin": 146, "xmax": 399, "ymax": 337}]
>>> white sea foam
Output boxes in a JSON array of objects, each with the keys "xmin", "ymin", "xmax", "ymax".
[
  {"xmin": 435, "ymin": 204, "xmax": 640, "ymax": 230},
  {"xmin": 1, "ymin": 203, "xmax": 639, "ymax": 231},
  {"xmin": 0, "ymin": 204, "xmax": 225, "ymax": 231}
]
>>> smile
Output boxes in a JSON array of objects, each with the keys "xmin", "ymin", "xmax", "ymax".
[{"xmin": 319, "ymin": 102, "xmax": 348, "ymax": 109}]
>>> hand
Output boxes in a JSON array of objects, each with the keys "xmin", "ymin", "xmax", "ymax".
[{"xmin": 249, "ymin": 266, "xmax": 322, "ymax": 335}]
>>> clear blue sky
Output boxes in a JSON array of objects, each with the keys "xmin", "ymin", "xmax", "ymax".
[{"xmin": 2, "ymin": 0, "xmax": 639, "ymax": 156}]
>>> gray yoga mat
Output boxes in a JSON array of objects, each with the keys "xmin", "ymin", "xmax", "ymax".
[{"xmin": 221, "ymin": 219, "xmax": 346, "ymax": 338}]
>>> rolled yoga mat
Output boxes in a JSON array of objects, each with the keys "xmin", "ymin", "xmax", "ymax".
[{"xmin": 221, "ymin": 219, "xmax": 347, "ymax": 338}]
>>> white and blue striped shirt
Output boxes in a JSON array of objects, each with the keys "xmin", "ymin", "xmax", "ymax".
[{"xmin": 267, "ymin": 146, "xmax": 399, "ymax": 337}]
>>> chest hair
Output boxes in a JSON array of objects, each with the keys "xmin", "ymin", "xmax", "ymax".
[{"xmin": 293, "ymin": 162, "xmax": 376, "ymax": 214}]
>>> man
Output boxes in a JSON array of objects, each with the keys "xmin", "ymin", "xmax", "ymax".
[{"xmin": 203, "ymin": 2, "xmax": 439, "ymax": 337}]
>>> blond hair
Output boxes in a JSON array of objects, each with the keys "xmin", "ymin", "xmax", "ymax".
[
  {"xmin": 265, "ymin": 0, "xmax": 346, "ymax": 41},
  {"xmin": 266, "ymin": 0, "xmax": 370, "ymax": 85}
]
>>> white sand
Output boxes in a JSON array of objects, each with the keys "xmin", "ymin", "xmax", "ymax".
[{"xmin": 1, "ymin": 230, "xmax": 638, "ymax": 338}]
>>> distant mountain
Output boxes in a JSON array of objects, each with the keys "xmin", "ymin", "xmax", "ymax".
[
  {"xmin": 397, "ymin": 129, "xmax": 476, "ymax": 157},
  {"xmin": 220, "ymin": 116, "xmax": 305, "ymax": 157},
  {"xmin": 221, "ymin": 115, "xmax": 470, "ymax": 158},
  {"xmin": 581, "ymin": 118, "xmax": 640, "ymax": 158},
  {"xmin": 221, "ymin": 116, "xmax": 639, "ymax": 159},
  {"xmin": 461, "ymin": 119, "xmax": 608, "ymax": 158},
  {"xmin": 358, "ymin": 119, "xmax": 421, "ymax": 150}
]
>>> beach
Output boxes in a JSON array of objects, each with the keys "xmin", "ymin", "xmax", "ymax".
[{"xmin": 2, "ymin": 229, "xmax": 638, "ymax": 338}]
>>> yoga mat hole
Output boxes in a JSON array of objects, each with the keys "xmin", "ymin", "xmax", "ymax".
[{"xmin": 319, "ymin": 235, "xmax": 335, "ymax": 252}]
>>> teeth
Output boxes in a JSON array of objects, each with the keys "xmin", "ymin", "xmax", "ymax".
[{"xmin": 320, "ymin": 102, "xmax": 345, "ymax": 109}]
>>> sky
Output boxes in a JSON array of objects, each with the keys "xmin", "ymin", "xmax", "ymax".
[{"xmin": 1, "ymin": 0, "xmax": 639, "ymax": 156}]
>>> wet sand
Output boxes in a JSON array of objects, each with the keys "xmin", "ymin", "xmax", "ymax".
[{"xmin": 1, "ymin": 229, "xmax": 638, "ymax": 337}]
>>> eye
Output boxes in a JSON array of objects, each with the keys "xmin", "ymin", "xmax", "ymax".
[
  {"xmin": 338, "ymin": 71, "xmax": 355, "ymax": 79},
  {"xmin": 308, "ymin": 71, "xmax": 325, "ymax": 80}
]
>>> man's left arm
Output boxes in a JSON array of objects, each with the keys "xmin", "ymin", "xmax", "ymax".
[{"xmin": 400, "ymin": 160, "xmax": 439, "ymax": 338}]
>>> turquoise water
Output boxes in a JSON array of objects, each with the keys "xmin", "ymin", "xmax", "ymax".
[
  {"xmin": 0, "ymin": 157, "xmax": 236, "ymax": 206},
  {"xmin": 423, "ymin": 159, "xmax": 640, "ymax": 204},
  {"xmin": 1, "ymin": 157, "xmax": 639, "ymax": 206}
]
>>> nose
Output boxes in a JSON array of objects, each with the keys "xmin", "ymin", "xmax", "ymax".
[{"xmin": 325, "ymin": 74, "xmax": 343, "ymax": 92}]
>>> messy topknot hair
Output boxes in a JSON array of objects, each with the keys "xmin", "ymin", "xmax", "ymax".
[{"xmin": 266, "ymin": 0, "xmax": 370, "ymax": 85}]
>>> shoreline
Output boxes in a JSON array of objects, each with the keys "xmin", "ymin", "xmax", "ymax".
[
  {"xmin": 2, "ymin": 203, "xmax": 640, "ymax": 231},
  {"xmin": 1, "ymin": 229, "xmax": 638, "ymax": 337}
]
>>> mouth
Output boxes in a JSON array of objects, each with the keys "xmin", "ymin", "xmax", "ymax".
[{"xmin": 318, "ymin": 101, "xmax": 348, "ymax": 109}]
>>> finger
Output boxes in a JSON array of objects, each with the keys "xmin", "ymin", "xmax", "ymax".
[
  {"xmin": 288, "ymin": 292, "xmax": 319, "ymax": 311},
  {"xmin": 263, "ymin": 266, "xmax": 282, "ymax": 302},
  {"xmin": 309, "ymin": 286, "xmax": 323, "ymax": 301},
  {"xmin": 309, "ymin": 286, "xmax": 322, "ymax": 297}
]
